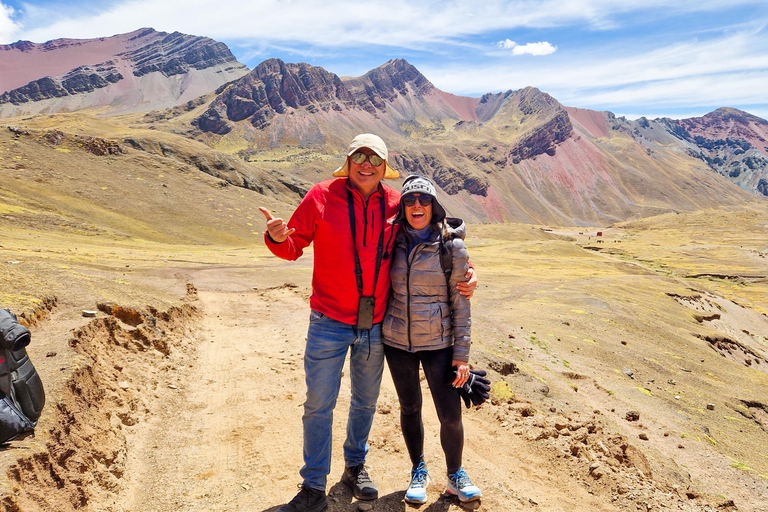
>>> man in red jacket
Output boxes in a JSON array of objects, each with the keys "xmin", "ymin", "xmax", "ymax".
[{"xmin": 260, "ymin": 134, "xmax": 476, "ymax": 512}]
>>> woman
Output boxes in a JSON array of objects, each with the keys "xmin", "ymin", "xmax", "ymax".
[{"xmin": 382, "ymin": 175, "xmax": 482, "ymax": 505}]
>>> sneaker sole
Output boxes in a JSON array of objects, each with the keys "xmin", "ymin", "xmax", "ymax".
[
  {"xmin": 445, "ymin": 489, "xmax": 482, "ymax": 502},
  {"xmin": 404, "ymin": 494, "xmax": 428, "ymax": 504}
]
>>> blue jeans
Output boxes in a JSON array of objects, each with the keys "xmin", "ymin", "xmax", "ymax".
[{"xmin": 301, "ymin": 310, "xmax": 384, "ymax": 491}]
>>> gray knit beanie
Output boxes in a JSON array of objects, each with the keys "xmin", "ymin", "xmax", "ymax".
[{"xmin": 393, "ymin": 175, "xmax": 446, "ymax": 225}]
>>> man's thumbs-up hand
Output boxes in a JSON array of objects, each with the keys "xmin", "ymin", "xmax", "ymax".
[{"xmin": 260, "ymin": 207, "xmax": 295, "ymax": 243}]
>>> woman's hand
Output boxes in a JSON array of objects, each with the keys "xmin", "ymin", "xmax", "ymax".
[
  {"xmin": 456, "ymin": 267, "xmax": 477, "ymax": 298},
  {"xmin": 452, "ymin": 360, "xmax": 470, "ymax": 387}
]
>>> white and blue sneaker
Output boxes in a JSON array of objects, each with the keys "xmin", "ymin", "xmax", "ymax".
[
  {"xmin": 404, "ymin": 461, "xmax": 431, "ymax": 504},
  {"xmin": 446, "ymin": 467, "xmax": 482, "ymax": 502}
]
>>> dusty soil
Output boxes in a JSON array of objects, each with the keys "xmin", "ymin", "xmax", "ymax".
[{"xmin": 2, "ymin": 235, "xmax": 767, "ymax": 511}]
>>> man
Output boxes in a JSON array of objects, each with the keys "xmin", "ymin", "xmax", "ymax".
[{"xmin": 260, "ymin": 134, "xmax": 476, "ymax": 512}]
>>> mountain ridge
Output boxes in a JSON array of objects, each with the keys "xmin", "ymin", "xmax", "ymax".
[
  {"xmin": 2, "ymin": 28, "xmax": 766, "ymax": 226},
  {"xmin": 0, "ymin": 28, "xmax": 248, "ymax": 117}
]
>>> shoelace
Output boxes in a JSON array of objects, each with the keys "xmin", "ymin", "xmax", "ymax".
[
  {"xmin": 411, "ymin": 462, "xmax": 428, "ymax": 487},
  {"xmin": 355, "ymin": 466, "xmax": 373, "ymax": 484},
  {"xmin": 452, "ymin": 468, "xmax": 472, "ymax": 489}
]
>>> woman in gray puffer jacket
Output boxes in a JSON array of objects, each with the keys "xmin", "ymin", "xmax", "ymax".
[{"xmin": 382, "ymin": 175, "xmax": 482, "ymax": 505}]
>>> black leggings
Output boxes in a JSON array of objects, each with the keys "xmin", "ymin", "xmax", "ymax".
[{"xmin": 383, "ymin": 345, "xmax": 463, "ymax": 474}]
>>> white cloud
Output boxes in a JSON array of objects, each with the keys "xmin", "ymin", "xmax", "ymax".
[
  {"xmin": 5, "ymin": 0, "xmax": 768, "ymax": 117},
  {"xmin": 428, "ymin": 28, "xmax": 768, "ymax": 106},
  {"xmin": 0, "ymin": 3, "xmax": 20, "ymax": 44},
  {"xmin": 16, "ymin": 0, "xmax": 766, "ymax": 50},
  {"xmin": 497, "ymin": 39, "xmax": 557, "ymax": 56},
  {"xmin": 512, "ymin": 41, "xmax": 558, "ymax": 55}
]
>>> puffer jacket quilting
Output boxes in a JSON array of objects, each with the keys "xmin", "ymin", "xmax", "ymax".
[{"xmin": 382, "ymin": 218, "xmax": 471, "ymax": 361}]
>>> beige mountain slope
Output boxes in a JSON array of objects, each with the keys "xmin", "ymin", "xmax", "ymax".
[
  {"xmin": 0, "ymin": 28, "xmax": 249, "ymax": 118},
  {"xmin": 0, "ymin": 113, "xmax": 308, "ymax": 245},
  {"xmin": 1, "ymin": 113, "xmax": 768, "ymax": 510}
]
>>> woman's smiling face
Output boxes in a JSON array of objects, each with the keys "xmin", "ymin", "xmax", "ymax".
[{"xmin": 404, "ymin": 193, "xmax": 433, "ymax": 230}]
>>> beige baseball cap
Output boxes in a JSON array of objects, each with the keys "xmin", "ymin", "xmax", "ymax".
[{"xmin": 332, "ymin": 133, "xmax": 400, "ymax": 179}]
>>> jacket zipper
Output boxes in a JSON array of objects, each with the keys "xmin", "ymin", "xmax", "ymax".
[
  {"xmin": 361, "ymin": 196, "xmax": 369, "ymax": 247},
  {"xmin": 406, "ymin": 241, "xmax": 424, "ymax": 351},
  {"xmin": 406, "ymin": 247, "xmax": 412, "ymax": 350}
]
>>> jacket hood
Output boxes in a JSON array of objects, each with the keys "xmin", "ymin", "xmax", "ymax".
[{"xmin": 443, "ymin": 217, "xmax": 466, "ymax": 241}]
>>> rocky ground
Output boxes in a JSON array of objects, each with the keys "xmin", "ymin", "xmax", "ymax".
[{"xmin": 1, "ymin": 211, "xmax": 767, "ymax": 512}]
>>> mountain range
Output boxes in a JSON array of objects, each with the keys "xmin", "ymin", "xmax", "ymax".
[
  {"xmin": 1, "ymin": 28, "xmax": 766, "ymax": 226},
  {"xmin": 0, "ymin": 28, "xmax": 248, "ymax": 117}
]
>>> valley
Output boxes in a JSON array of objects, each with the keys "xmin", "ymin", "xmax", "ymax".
[{"xmin": 1, "ymin": 27, "xmax": 768, "ymax": 512}]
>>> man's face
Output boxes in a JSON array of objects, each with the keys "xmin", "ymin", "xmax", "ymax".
[{"xmin": 348, "ymin": 147, "xmax": 386, "ymax": 196}]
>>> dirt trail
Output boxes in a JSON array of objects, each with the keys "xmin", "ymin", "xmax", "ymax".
[
  {"xmin": 109, "ymin": 268, "xmax": 718, "ymax": 512},
  {"xmin": 3, "ymin": 267, "xmax": 757, "ymax": 511}
]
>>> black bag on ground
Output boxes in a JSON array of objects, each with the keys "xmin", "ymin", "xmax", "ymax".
[{"xmin": 0, "ymin": 308, "xmax": 45, "ymax": 444}]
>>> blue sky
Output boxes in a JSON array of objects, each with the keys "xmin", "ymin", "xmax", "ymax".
[{"xmin": 1, "ymin": 0, "xmax": 767, "ymax": 120}]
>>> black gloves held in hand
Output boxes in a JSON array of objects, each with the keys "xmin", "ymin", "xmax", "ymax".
[{"xmin": 453, "ymin": 368, "xmax": 491, "ymax": 408}]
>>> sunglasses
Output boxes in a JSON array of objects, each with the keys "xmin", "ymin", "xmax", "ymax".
[
  {"xmin": 402, "ymin": 194, "xmax": 433, "ymax": 207},
  {"xmin": 350, "ymin": 151, "xmax": 384, "ymax": 167}
]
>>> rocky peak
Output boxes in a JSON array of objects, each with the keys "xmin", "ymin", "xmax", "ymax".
[
  {"xmin": 668, "ymin": 108, "xmax": 768, "ymax": 197},
  {"xmin": 503, "ymin": 87, "xmax": 572, "ymax": 163},
  {"xmin": 516, "ymin": 86, "xmax": 563, "ymax": 116},
  {"xmin": 194, "ymin": 59, "xmax": 353, "ymax": 134},
  {"xmin": 249, "ymin": 58, "xmax": 352, "ymax": 107},
  {"xmin": 361, "ymin": 58, "xmax": 434, "ymax": 96},
  {"xmin": 677, "ymin": 107, "xmax": 768, "ymax": 147},
  {"xmin": 342, "ymin": 58, "xmax": 435, "ymax": 113},
  {"xmin": 4, "ymin": 40, "xmax": 36, "ymax": 52},
  {"xmin": 128, "ymin": 30, "xmax": 242, "ymax": 77},
  {"xmin": 701, "ymin": 107, "xmax": 768, "ymax": 126},
  {"xmin": 194, "ymin": 58, "xmax": 438, "ymax": 134},
  {"xmin": 0, "ymin": 28, "xmax": 247, "ymax": 116}
]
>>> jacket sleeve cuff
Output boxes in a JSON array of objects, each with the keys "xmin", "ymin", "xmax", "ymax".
[
  {"xmin": 264, "ymin": 231, "xmax": 295, "ymax": 259},
  {"xmin": 453, "ymin": 338, "xmax": 471, "ymax": 361}
]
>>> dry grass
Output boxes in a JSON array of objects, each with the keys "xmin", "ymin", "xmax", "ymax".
[{"xmin": 466, "ymin": 210, "xmax": 768, "ymax": 479}]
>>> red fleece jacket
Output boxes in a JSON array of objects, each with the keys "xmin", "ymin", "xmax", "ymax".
[{"xmin": 265, "ymin": 178, "xmax": 401, "ymax": 325}]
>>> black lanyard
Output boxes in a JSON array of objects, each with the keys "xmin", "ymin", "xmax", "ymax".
[{"xmin": 346, "ymin": 187, "xmax": 386, "ymax": 297}]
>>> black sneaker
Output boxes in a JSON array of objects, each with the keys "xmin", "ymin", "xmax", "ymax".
[
  {"xmin": 341, "ymin": 463, "xmax": 378, "ymax": 500},
  {"xmin": 277, "ymin": 484, "xmax": 328, "ymax": 512}
]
